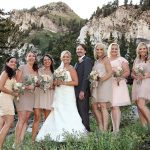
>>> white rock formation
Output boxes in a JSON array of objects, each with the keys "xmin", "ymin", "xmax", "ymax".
[{"xmin": 78, "ymin": 6, "xmax": 150, "ymax": 44}]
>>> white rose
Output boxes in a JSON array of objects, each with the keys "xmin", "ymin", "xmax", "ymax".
[{"xmin": 34, "ymin": 76, "xmax": 38, "ymax": 83}]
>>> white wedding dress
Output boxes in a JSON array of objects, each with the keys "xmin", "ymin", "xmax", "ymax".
[{"xmin": 36, "ymin": 70, "xmax": 86, "ymax": 142}]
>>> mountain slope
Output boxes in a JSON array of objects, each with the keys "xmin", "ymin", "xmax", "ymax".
[{"xmin": 10, "ymin": 1, "xmax": 82, "ymax": 33}]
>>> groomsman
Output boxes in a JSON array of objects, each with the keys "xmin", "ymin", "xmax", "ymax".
[{"xmin": 75, "ymin": 44, "xmax": 93, "ymax": 132}]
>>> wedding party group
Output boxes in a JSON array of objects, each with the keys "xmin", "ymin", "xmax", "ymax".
[{"xmin": 0, "ymin": 42, "xmax": 150, "ymax": 149}]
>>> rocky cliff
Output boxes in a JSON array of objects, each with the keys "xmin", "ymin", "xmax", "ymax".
[
  {"xmin": 10, "ymin": 2, "xmax": 81, "ymax": 33},
  {"xmin": 78, "ymin": 5, "xmax": 150, "ymax": 44}
]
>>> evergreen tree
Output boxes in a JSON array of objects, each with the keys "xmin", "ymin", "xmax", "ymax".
[
  {"xmin": 125, "ymin": 38, "xmax": 137, "ymax": 69},
  {"xmin": 50, "ymin": 20, "xmax": 86, "ymax": 67},
  {"xmin": 108, "ymin": 32, "xmax": 115, "ymax": 44},
  {"xmin": 58, "ymin": 17, "xmax": 62, "ymax": 26},
  {"xmin": 41, "ymin": 23, "xmax": 44, "ymax": 29},
  {"xmin": 95, "ymin": 7, "xmax": 102, "ymax": 17},
  {"xmin": 130, "ymin": 0, "xmax": 133, "ymax": 5},
  {"xmin": 84, "ymin": 32, "xmax": 94, "ymax": 59},
  {"xmin": 114, "ymin": 0, "xmax": 119, "ymax": 7},
  {"xmin": 142, "ymin": 0, "xmax": 150, "ymax": 10},
  {"xmin": 124, "ymin": 0, "xmax": 128, "ymax": 8},
  {"xmin": 125, "ymin": 38, "xmax": 137, "ymax": 84},
  {"xmin": 118, "ymin": 34, "xmax": 128, "ymax": 57},
  {"xmin": 140, "ymin": 0, "xmax": 144, "ymax": 5},
  {"xmin": 0, "ymin": 10, "xmax": 24, "ymax": 70}
]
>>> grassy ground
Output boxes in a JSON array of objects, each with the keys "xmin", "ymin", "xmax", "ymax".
[
  {"xmin": 3, "ymin": 116, "xmax": 150, "ymax": 150},
  {"xmin": 3, "ymin": 85, "xmax": 150, "ymax": 149}
]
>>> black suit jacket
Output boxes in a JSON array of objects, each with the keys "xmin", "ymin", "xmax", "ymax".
[{"xmin": 75, "ymin": 56, "xmax": 93, "ymax": 98}]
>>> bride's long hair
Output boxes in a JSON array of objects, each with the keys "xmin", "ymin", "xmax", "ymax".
[{"xmin": 59, "ymin": 50, "xmax": 71, "ymax": 69}]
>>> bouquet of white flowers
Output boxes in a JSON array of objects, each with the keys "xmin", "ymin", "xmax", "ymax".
[
  {"xmin": 24, "ymin": 75, "xmax": 38, "ymax": 86},
  {"xmin": 134, "ymin": 65, "xmax": 144, "ymax": 85},
  {"xmin": 53, "ymin": 68, "xmax": 67, "ymax": 81},
  {"xmin": 114, "ymin": 66, "xmax": 123, "ymax": 86},
  {"xmin": 89, "ymin": 70, "xmax": 100, "ymax": 88},
  {"xmin": 24, "ymin": 75, "xmax": 38, "ymax": 92},
  {"xmin": 12, "ymin": 82, "xmax": 25, "ymax": 101},
  {"xmin": 39, "ymin": 74, "xmax": 53, "ymax": 92}
]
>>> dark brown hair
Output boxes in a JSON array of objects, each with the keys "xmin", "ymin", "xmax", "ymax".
[
  {"xmin": 42, "ymin": 54, "xmax": 54, "ymax": 73},
  {"xmin": 3, "ymin": 56, "xmax": 16, "ymax": 79},
  {"xmin": 78, "ymin": 43, "xmax": 87, "ymax": 51}
]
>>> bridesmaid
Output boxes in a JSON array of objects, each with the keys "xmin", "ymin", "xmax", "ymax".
[
  {"xmin": 132, "ymin": 42, "xmax": 150, "ymax": 127},
  {"xmin": 32, "ymin": 54, "xmax": 54, "ymax": 142},
  {"xmin": 14, "ymin": 51, "xmax": 38, "ymax": 147},
  {"xmin": 91, "ymin": 43, "xmax": 112, "ymax": 131},
  {"xmin": 107, "ymin": 43, "xmax": 131, "ymax": 133},
  {"xmin": 0, "ymin": 57, "xmax": 18, "ymax": 149}
]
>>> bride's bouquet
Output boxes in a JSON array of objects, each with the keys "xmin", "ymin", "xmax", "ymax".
[
  {"xmin": 89, "ymin": 70, "xmax": 100, "ymax": 88},
  {"xmin": 12, "ymin": 82, "xmax": 25, "ymax": 101},
  {"xmin": 53, "ymin": 68, "xmax": 67, "ymax": 81},
  {"xmin": 39, "ymin": 74, "xmax": 53, "ymax": 92},
  {"xmin": 113, "ymin": 66, "xmax": 123, "ymax": 86},
  {"xmin": 134, "ymin": 65, "xmax": 144, "ymax": 85},
  {"xmin": 24, "ymin": 75, "xmax": 38, "ymax": 92}
]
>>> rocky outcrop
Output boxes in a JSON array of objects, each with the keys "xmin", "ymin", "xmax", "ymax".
[
  {"xmin": 10, "ymin": 2, "xmax": 81, "ymax": 33},
  {"xmin": 78, "ymin": 6, "xmax": 150, "ymax": 44}
]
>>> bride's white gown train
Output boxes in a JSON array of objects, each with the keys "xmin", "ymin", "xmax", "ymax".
[{"xmin": 36, "ymin": 71, "xmax": 86, "ymax": 142}]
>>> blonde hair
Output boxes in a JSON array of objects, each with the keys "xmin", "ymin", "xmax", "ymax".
[
  {"xmin": 93, "ymin": 43, "xmax": 106, "ymax": 60},
  {"xmin": 60, "ymin": 50, "xmax": 71, "ymax": 59},
  {"xmin": 136, "ymin": 42, "xmax": 149, "ymax": 59},
  {"xmin": 107, "ymin": 43, "xmax": 121, "ymax": 58}
]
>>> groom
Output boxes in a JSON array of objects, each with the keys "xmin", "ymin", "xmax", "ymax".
[{"xmin": 75, "ymin": 44, "xmax": 93, "ymax": 132}]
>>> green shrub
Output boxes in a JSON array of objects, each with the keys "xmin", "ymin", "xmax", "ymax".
[{"xmin": 4, "ymin": 121, "xmax": 150, "ymax": 150}]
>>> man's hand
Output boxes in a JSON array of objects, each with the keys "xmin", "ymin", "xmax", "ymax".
[{"xmin": 79, "ymin": 91, "xmax": 85, "ymax": 100}]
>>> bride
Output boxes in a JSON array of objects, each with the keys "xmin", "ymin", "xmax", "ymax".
[{"xmin": 36, "ymin": 50, "xmax": 86, "ymax": 142}]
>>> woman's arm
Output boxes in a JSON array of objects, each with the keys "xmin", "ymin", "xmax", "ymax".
[
  {"xmin": 143, "ymin": 72, "xmax": 150, "ymax": 79},
  {"xmin": 101, "ymin": 58, "xmax": 112, "ymax": 81},
  {"xmin": 16, "ymin": 69, "xmax": 23, "ymax": 82},
  {"xmin": 121, "ymin": 62, "xmax": 130, "ymax": 78}
]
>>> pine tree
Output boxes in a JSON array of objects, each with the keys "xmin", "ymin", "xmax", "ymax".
[
  {"xmin": 114, "ymin": 0, "xmax": 119, "ymax": 7},
  {"xmin": 0, "ymin": 10, "xmax": 24, "ymax": 69},
  {"xmin": 142, "ymin": 0, "xmax": 150, "ymax": 10},
  {"xmin": 84, "ymin": 32, "xmax": 94, "ymax": 59},
  {"xmin": 140, "ymin": 0, "xmax": 144, "ymax": 5},
  {"xmin": 125, "ymin": 38, "xmax": 137, "ymax": 84},
  {"xmin": 124, "ymin": 0, "xmax": 128, "ymax": 8},
  {"xmin": 108, "ymin": 32, "xmax": 115, "ymax": 44},
  {"xmin": 125, "ymin": 38, "xmax": 137, "ymax": 69},
  {"xmin": 130, "ymin": 0, "xmax": 133, "ymax": 5},
  {"xmin": 118, "ymin": 34, "xmax": 128, "ymax": 57},
  {"xmin": 41, "ymin": 23, "xmax": 44, "ymax": 29}
]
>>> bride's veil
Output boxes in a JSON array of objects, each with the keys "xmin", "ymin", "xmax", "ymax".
[{"xmin": 59, "ymin": 61, "xmax": 64, "ymax": 69}]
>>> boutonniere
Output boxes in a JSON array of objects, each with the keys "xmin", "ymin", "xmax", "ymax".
[{"xmin": 79, "ymin": 59, "xmax": 83, "ymax": 63}]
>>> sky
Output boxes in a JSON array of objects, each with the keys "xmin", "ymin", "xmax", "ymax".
[{"xmin": 1, "ymin": 0, "xmax": 139, "ymax": 19}]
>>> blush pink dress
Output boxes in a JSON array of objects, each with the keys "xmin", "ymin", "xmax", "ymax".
[
  {"xmin": 132, "ymin": 59, "xmax": 150, "ymax": 102},
  {"xmin": 15, "ymin": 65, "xmax": 37, "ymax": 112},
  {"xmin": 34, "ymin": 67, "xmax": 54, "ymax": 110},
  {"xmin": 91, "ymin": 60, "xmax": 112, "ymax": 104},
  {"xmin": 110, "ymin": 57, "xmax": 131, "ymax": 106}
]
